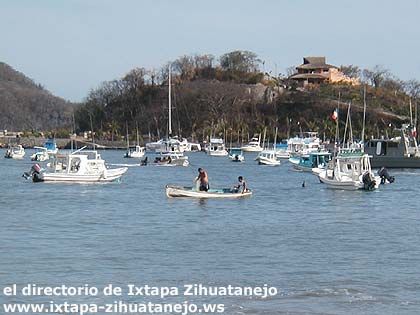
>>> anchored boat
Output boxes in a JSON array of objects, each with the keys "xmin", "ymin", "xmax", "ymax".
[
  {"xmin": 25, "ymin": 147, "xmax": 127, "ymax": 183},
  {"xmin": 318, "ymin": 152, "xmax": 380, "ymax": 190},
  {"xmin": 44, "ymin": 138, "xmax": 58, "ymax": 155},
  {"xmin": 228, "ymin": 148, "xmax": 245, "ymax": 162},
  {"xmin": 154, "ymin": 152, "xmax": 189, "ymax": 167},
  {"xmin": 255, "ymin": 150, "xmax": 280, "ymax": 166},
  {"xmin": 31, "ymin": 147, "xmax": 49, "ymax": 162},
  {"xmin": 364, "ymin": 124, "xmax": 420, "ymax": 168},
  {"xmin": 4, "ymin": 145, "xmax": 25, "ymax": 159},
  {"xmin": 205, "ymin": 138, "xmax": 229, "ymax": 156},
  {"xmin": 166, "ymin": 185, "xmax": 252, "ymax": 198},
  {"xmin": 241, "ymin": 135, "xmax": 263, "ymax": 152},
  {"xmin": 289, "ymin": 151, "xmax": 332, "ymax": 173}
]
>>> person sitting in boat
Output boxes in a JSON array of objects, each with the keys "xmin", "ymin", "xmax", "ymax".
[
  {"xmin": 234, "ymin": 176, "xmax": 248, "ymax": 193},
  {"xmin": 196, "ymin": 168, "xmax": 209, "ymax": 191}
]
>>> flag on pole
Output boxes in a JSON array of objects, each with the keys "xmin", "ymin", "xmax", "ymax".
[
  {"xmin": 412, "ymin": 126, "xmax": 417, "ymax": 138},
  {"xmin": 331, "ymin": 108, "xmax": 338, "ymax": 121}
]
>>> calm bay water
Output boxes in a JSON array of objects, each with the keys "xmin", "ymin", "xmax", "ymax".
[{"xmin": 1, "ymin": 148, "xmax": 420, "ymax": 314}]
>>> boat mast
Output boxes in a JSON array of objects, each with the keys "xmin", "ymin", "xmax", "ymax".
[
  {"xmin": 361, "ymin": 85, "xmax": 367, "ymax": 152},
  {"xmin": 126, "ymin": 121, "xmax": 130, "ymax": 150},
  {"xmin": 343, "ymin": 102, "xmax": 350, "ymax": 148},
  {"xmin": 409, "ymin": 98, "xmax": 413, "ymax": 126},
  {"xmin": 168, "ymin": 64, "xmax": 172, "ymax": 137},
  {"xmin": 273, "ymin": 127, "xmax": 278, "ymax": 152},
  {"xmin": 262, "ymin": 127, "xmax": 267, "ymax": 149},
  {"xmin": 136, "ymin": 122, "xmax": 140, "ymax": 146}
]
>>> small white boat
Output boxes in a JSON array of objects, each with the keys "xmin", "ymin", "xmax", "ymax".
[
  {"xmin": 4, "ymin": 145, "xmax": 25, "ymax": 159},
  {"xmin": 44, "ymin": 138, "xmax": 58, "ymax": 155},
  {"xmin": 241, "ymin": 136, "xmax": 263, "ymax": 152},
  {"xmin": 255, "ymin": 150, "xmax": 280, "ymax": 166},
  {"xmin": 146, "ymin": 138, "xmax": 165, "ymax": 151},
  {"xmin": 287, "ymin": 132, "xmax": 323, "ymax": 157},
  {"xmin": 31, "ymin": 147, "xmax": 49, "ymax": 162},
  {"xmin": 166, "ymin": 185, "xmax": 252, "ymax": 198},
  {"xmin": 187, "ymin": 142, "xmax": 201, "ymax": 152},
  {"xmin": 228, "ymin": 148, "xmax": 245, "ymax": 162},
  {"xmin": 27, "ymin": 147, "xmax": 127, "ymax": 183},
  {"xmin": 276, "ymin": 150, "xmax": 290, "ymax": 159},
  {"xmin": 206, "ymin": 138, "xmax": 228, "ymax": 156},
  {"xmin": 124, "ymin": 145, "xmax": 146, "ymax": 158},
  {"xmin": 154, "ymin": 152, "xmax": 189, "ymax": 167},
  {"xmin": 318, "ymin": 153, "xmax": 380, "ymax": 190}
]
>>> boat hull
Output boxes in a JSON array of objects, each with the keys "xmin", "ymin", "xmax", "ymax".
[
  {"xmin": 318, "ymin": 172, "xmax": 380, "ymax": 190},
  {"xmin": 370, "ymin": 156, "xmax": 420, "ymax": 168},
  {"xmin": 166, "ymin": 185, "xmax": 252, "ymax": 198},
  {"xmin": 207, "ymin": 151, "xmax": 228, "ymax": 156},
  {"xmin": 256, "ymin": 157, "xmax": 280, "ymax": 166},
  {"xmin": 40, "ymin": 167, "xmax": 128, "ymax": 183},
  {"xmin": 241, "ymin": 146, "xmax": 263, "ymax": 152}
]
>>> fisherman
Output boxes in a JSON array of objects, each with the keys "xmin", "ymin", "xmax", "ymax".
[
  {"xmin": 196, "ymin": 168, "xmax": 209, "ymax": 191},
  {"xmin": 234, "ymin": 176, "xmax": 248, "ymax": 193}
]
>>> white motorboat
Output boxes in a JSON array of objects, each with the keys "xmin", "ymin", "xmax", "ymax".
[
  {"xmin": 166, "ymin": 185, "xmax": 252, "ymax": 198},
  {"xmin": 31, "ymin": 147, "xmax": 49, "ymax": 162},
  {"xmin": 187, "ymin": 142, "xmax": 201, "ymax": 152},
  {"xmin": 255, "ymin": 150, "xmax": 280, "ymax": 166},
  {"xmin": 287, "ymin": 132, "xmax": 323, "ymax": 157},
  {"xmin": 318, "ymin": 152, "xmax": 380, "ymax": 190},
  {"xmin": 275, "ymin": 141, "xmax": 290, "ymax": 159},
  {"xmin": 255, "ymin": 127, "xmax": 280, "ymax": 166},
  {"xmin": 206, "ymin": 138, "xmax": 228, "ymax": 156},
  {"xmin": 146, "ymin": 138, "xmax": 165, "ymax": 151},
  {"xmin": 228, "ymin": 148, "xmax": 245, "ymax": 162},
  {"xmin": 154, "ymin": 152, "xmax": 189, "ymax": 167},
  {"xmin": 241, "ymin": 135, "xmax": 263, "ymax": 152},
  {"xmin": 44, "ymin": 138, "xmax": 58, "ymax": 155},
  {"xmin": 125, "ymin": 145, "xmax": 146, "ymax": 158},
  {"xmin": 4, "ymin": 145, "xmax": 25, "ymax": 159},
  {"xmin": 27, "ymin": 147, "xmax": 127, "ymax": 183}
]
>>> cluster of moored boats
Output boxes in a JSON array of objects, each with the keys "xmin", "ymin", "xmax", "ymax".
[
  {"xmin": 5, "ymin": 124, "xmax": 415, "ymax": 198},
  {"xmin": 4, "ymin": 64, "xmax": 420, "ymax": 197}
]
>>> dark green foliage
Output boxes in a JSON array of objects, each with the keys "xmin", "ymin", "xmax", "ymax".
[{"xmin": 0, "ymin": 62, "xmax": 74, "ymax": 132}]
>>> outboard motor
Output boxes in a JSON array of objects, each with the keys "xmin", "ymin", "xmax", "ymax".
[
  {"xmin": 23, "ymin": 163, "xmax": 44, "ymax": 182},
  {"xmin": 362, "ymin": 171, "xmax": 376, "ymax": 191},
  {"xmin": 377, "ymin": 167, "xmax": 395, "ymax": 184}
]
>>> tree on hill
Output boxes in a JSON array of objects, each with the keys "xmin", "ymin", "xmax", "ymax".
[{"xmin": 220, "ymin": 50, "xmax": 261, "ymax": 73}]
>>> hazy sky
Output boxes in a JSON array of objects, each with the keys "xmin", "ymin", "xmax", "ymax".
[{"xmin": 1, "ymin": 0, "xmax": 419, "ymax": 102}]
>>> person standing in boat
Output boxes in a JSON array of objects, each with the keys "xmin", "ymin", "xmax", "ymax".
[
  {"xmin": 234, "ymin": 176, "xmax": 248, "ymax": 193},
  {"xmin": 196, "ymin": 168, "xmax": 209, "ymax": 191}
]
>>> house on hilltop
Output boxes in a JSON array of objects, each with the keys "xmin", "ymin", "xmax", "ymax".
[{"xmin": 289, "ymin": 57, "xmax": 359, "ymax": 87}]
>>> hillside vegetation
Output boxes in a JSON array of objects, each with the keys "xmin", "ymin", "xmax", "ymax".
[
  {"xmin": 75, "ymin": 51, "xmax": 420, "ymax": 142},
  {"xmin": 0, "ymin": 62, "xmax": 74, "ymax": 132}
]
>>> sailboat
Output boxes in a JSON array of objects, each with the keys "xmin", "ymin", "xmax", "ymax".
[
  {"xmin": 124, "ymin": 123, "xmax": 146, "ymax": 158},
  {"xmin": 151, "ymin": 65, "xmax": 189, "ymax": 166}
]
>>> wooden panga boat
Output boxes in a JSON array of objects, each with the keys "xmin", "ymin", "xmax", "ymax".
[{"xmin": 165, "ymin": 185, "xmax": 252, "ymax": 198}]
